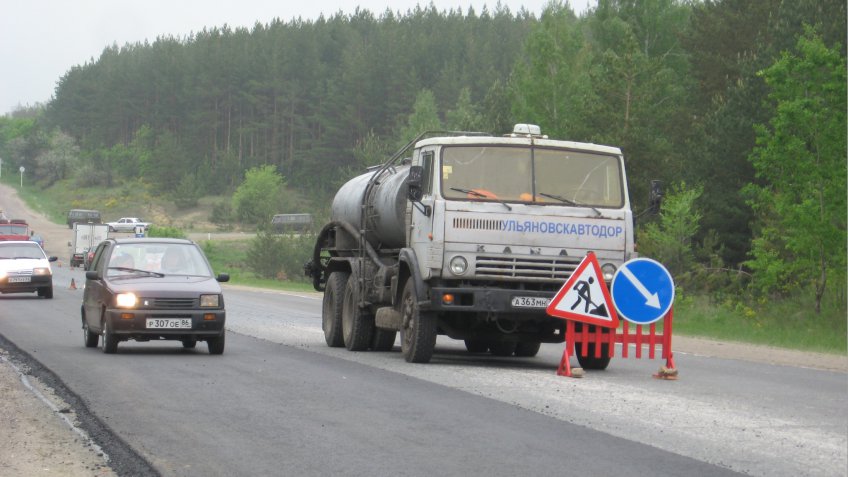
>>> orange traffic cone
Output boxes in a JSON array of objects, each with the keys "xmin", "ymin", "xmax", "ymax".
[{"xmin": 69, "ymin": 278, "xmax": 77, "ymax": 290}]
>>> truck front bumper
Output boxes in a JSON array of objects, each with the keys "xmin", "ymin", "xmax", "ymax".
[{"xmin": 427, "ymin": 286, "xmax": 554, "ymax": 317}]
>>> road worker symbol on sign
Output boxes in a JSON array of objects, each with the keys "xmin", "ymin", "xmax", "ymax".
[
  {"xmin": 569, "ymin": 276, "xmax": 608, "ymax": 317},
  {"xmin": 546, "ymin": 252, "xmax": 619, "ymax": 328}
]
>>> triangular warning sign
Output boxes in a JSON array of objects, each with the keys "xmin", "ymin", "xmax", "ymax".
[{"xmin": 546, "ymin": 252, "xmax": 619, "ymax": 328}]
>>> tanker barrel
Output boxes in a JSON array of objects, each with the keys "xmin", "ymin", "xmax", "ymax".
[{"xmin": 331, "ymin": 164, "xmax": 410, "ymax": 249}]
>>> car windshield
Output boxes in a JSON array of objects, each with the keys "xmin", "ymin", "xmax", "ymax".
[
  {"xmin": 106, "ymin": 243, "xmax": 213, "ymax": 277},
  {"xmin": 440, "ymin": 145, "xmax": 624, "ymax": 208},
  {"xmin": 0, "ymin": 243, "xmax": 45, "ymax": 259}
]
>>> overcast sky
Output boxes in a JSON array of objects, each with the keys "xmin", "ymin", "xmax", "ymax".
[{"xmin": 0, "ymin": 0, "xmax": 592, "ymax": 115}]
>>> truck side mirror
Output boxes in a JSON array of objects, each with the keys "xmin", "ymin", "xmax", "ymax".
[
  {"xmin": 407, "ymin": 165, "xmax": 424, "ymax": 202},
  {"xmin": 649, "ymin": 180, "xmax": 664, "ymax": 214}
]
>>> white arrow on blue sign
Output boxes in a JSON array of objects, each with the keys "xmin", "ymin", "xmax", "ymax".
[{"xmin": 610, "ymin": 258, "xmax": 674, "ymax": 324}]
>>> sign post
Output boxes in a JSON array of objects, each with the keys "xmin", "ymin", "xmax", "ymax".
[{"xmin": 19, "ymin": 166, "xmax": 25, "ymax": 188}]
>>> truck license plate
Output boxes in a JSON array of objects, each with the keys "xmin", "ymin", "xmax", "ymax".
[
  {"xmin": 8, "ymin": 276, "xmax": 31, "ymax": 283},
  {"xmin": 146, "ymin": 318, "xmax": 192, "ymax": 329},
  {"xmin": 511, "ymin": 296, "xmax": 550, "ymax": 308}
]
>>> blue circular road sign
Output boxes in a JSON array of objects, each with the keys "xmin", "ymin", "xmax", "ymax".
[{"xmin": 610, "ymin": 258, "xmax": 674, "ymax": 324}]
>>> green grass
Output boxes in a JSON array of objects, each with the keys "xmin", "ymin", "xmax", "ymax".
[{"xmin": 674, "ymin": 293, "xmax": 847, "ymax": 355}]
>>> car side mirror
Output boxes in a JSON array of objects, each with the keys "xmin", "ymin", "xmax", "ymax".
[
  {"xmin": 407, "ymin": 165, "xmax": 424, "ymax": 202},
  {"xmin": 649, "ymin": 180, "xmax": 663, "ymax": 214},
  {"xmin": 216, "ymin": 273, "xmax": 230, "ymax": 283},
  {"xmin": 48, "ymin": 256, "xmax": 58, "ymax": 262},
  {"xmin": 85, "ymin": 270, "xmax": 100, "ymax": 280}
]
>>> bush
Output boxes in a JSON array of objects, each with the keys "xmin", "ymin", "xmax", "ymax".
[
  {"xmin": 147, "ymin": 225, "xmax": 186, "ymax": 239},
  {"xmin": 246, "ymin": 230, "xmax": 313, "ymax": 281}
]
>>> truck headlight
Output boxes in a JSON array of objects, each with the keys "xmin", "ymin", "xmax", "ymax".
[
  {"xmin": 602, "ymin": 263, "xmax": 617, "ymax": 281},
  {"xmin": 449, "ymin": 256, "xmax": 468, "ymax": 275},
  {"xmin": 115, "ymin": 293, "xmax": 138, "ymax": 308},
  {"xmin": 200, "ymin": 294, "xmax": 220, "ymax": 307}
]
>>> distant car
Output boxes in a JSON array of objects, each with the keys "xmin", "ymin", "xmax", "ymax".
[
  {"xmin": 0, "ymin": 241, "xmax": 57, "ymax": 299},
  {"xmin": 106, "ymin": 217, "xmax": 151, "ymax": 233},
  {"xmin": 81, "ymin": 237, "xmax": 229, "ymax": 354}
]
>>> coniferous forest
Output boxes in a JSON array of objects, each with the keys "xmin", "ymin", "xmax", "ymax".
[{"xmin": 1, "ymin": 0, "xmax": 846, "ymax": 317}]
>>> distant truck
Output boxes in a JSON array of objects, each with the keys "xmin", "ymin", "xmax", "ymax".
[
  {"xmin": 271, "ymin": 213, "xmax": 312, "ymax": 233},
  {"xmin": 70, "ymin": 223, "xmax": 109, "ymax": 268},
  {"xmin": 67, "ymin": 209, "xmax": 102, "ymax": 229},
  {"xmin": 305, "ymin": 124, "xmax": 660, "ymax": 365},
  {"xmin": 0, "ymin": 219, "xmax": 30, "ymax": 241},
  {"xmin": 106, "ymin": 217, "xmax": 151, "ymax": 233}
]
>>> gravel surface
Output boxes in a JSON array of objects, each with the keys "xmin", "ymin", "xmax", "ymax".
[{"xmin": 1, "ymin": 182, "xmax": 844, "ymax": 475}]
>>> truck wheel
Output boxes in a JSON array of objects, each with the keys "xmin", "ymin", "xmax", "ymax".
[
  {"xmin": 400, "ymin": 278, "xmax": 437, "ymax": 363},
  {"xmin": 322, "ymin": 272, "xmax": 349, "ymax": 347},
  {"xmin": 515, "ymin": 341, "xmax": 542, "ymax": 357},
  {"xmin": 342, "ymin": 277, "xmax": 374, "ymax": 351},
  {"xmin": 371, "ymin": 329, "xmax": 397, "ymax": 351},
  {"xmin": 576, "ymin": 343, "xmax": 611, "ymax": 370},
  {"xmin": 488, "ymin": 341, "xmax": 516, "ymax": 357},
  {"xmin": 464, "ymin": 340, "xmax": 489, "ymax": 353}
]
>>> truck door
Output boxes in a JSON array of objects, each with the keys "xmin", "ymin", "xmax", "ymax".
[{"xmin": 409, "ymin": 149, "xmax": 441, "ymax": 279}]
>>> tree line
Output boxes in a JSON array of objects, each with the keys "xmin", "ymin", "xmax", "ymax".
[{"xmin": 1, "ymin": 0, "xmax": 845, "ymax": 311}]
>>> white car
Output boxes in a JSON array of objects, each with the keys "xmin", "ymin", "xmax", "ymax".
[
  {"xmin": 0, "ymin": 241, "xmax": 57, "ymax": 299},
  {"xmin": 106, "ymin": 217, "xmax": 151, "ymax": 233}
]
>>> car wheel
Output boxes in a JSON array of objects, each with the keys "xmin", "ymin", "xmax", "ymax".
[
  {"xmin": 207, "ymin": 332, "xmax": 225, "ymax": 355},
  {"xmin": 400, "ymin": 278, "xmax": 437, "ymax": 363},
  {"xmin": 514, "ymin": 341, "xmax": 542, "ymax": 357},
  {"xmin": 488, "ymin": 341, "xmax": 516, "ymax": 357},
  {"xmin": 464, "ymin": 340, "xmax": 489, "ymax": 353},
  {"xmin": 322, "ymin": 271, "xmax": 349, "ymax": 347},
  {"xmin": 39, "ymin": 285, "xmax": 53, "ymax": 299},
  {"xmin": 341, "ymin": 276, "xmax": 374, "ymax": 351},
  {"xmin": 108, "ymin": 226, "xmax": 115, "ymax": 232},
  {"xmin": 182, "ymin": 338, "xmax": 197, "ymax": 349},
  {"xmin": 101, "ymin": 319, "xmax": 118, "ymax": 354},
  {"xmin": 83, "ymin": 317, "xmax": 98, "ymax": 348}
]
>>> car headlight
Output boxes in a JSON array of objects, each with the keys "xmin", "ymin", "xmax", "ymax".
[
  {"xmin": 602, "ymin": 263, "xmax": 617, "ymax": 282},
  {"xmin": 0, "ymin": 271, "xmax": 6, "ymax": 279},
  {"xmin": 32, "ymin": 267, "xmax": 51, "ymax": 276},
  {"xmin": 200, "ymin": 294, "xmax": 220, "ymax": 307},
  {"xmin": 115, "ymin": 293, "xmax": 138, "ymax": 308},
  {"xmin": 449, "ymin": 256, "xmax": 468, "ymax": 275}
]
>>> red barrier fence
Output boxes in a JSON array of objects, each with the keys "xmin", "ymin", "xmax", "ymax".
[{"xmin": 557, "ymin": 307, "xmax": 677, "ymax": 379}]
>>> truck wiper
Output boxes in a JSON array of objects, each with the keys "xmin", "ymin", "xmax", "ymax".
[
  {"xmin": 538, "ymin": 192, "xmax": 601, "ymax": 216},
  {"xmin": 449, "ymin": 187, "xmax": 512, "ymax": 211}
]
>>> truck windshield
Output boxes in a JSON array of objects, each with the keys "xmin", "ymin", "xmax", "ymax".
[{"xmin": 440, "ymin": 146, "xmax": 623, "ymax": 208}]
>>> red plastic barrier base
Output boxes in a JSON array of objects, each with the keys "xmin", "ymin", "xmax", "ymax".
[{"xmin": 557, "ymin": 307, "xmax": 677, "ymax": 379}]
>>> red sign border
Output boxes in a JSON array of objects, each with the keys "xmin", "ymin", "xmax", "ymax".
[{"xmin": 546, "ymin": 252, "xmax": 620, "ymax": 328}]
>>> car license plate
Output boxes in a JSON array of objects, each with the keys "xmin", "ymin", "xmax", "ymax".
[
  {"xmin": 511, "ymin": 296, "xmax": 550, "ymax": 308},
  {"xmin": 146, "ymin": 318, "xmax": 192, "ymax": 329},
  {"xmin": 8, "ymin": 276, "xmax": 31, "ymax": 283}
]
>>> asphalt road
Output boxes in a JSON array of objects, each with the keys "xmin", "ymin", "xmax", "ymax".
[{"xmin": 0, "ymin": 264, "xmax": 845, "ymax": 476}]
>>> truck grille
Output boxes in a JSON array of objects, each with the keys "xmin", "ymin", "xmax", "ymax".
[
  {"xmin": 453, "ymin": 217, "xmax": 504, "ymax": 231},
  {"xmin": 475, "ymin": 255, "xmax": 582, "ymax": 282}
]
